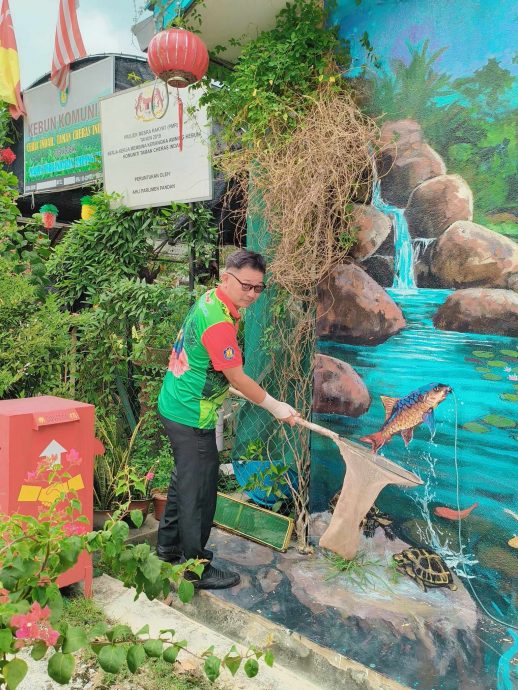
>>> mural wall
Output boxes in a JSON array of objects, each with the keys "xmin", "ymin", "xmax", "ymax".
[{"xmin": 311, "ymin": 1, "xmax": 518, "ymax": 688}]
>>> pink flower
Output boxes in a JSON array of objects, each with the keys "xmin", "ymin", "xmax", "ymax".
[
  {"xmin": 63, "ymin": 522, "xmax": 88, "ymax": 536},
  {"xmin": 0, "ymin": 148, "xmax": 16, "ymax": 165},
  {"xmin": 10, "ymin": 602, "xmax": 60, "ymax": 647},
  {"xmin": 509, "ymin": 374, "xmax": 518, "ymax": 381},
  {"xmin": 66, "ymin": 448, "xmax": 82, "ymax": 466},
  {"xmin": 0, "ymin": 588, "xmax": 10, "ymax": 604},
  {"xmin": 145, "ymin": 472, "xmax": 155, "ymax": 481}
]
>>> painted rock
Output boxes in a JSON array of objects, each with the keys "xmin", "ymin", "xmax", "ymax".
[
  {"xmin": 360, "ymin": 254, "xmax": 394, "ymax": 288},
  {"xmin": 377, "ymin": 120, "xmax": 446, "ymax": 207},
  {"xmin": 349, "ymin": 204, "xmax": 392, "ymax": 261},
  {"xmin": 431, "ymin": 221, "xmax": 518, "ymax": 289},
  {"xmin": 405, "ymin": 174, "xmax": 473, "ymax": 238},
  {"xmin": 316, "ymin": 263, "xmax": 406, "ymax": 345},
  {"xmin": 433, "ymin": 288, "xmax": 518, "ymax": 337},
  {"xmin": 313, "ymin": 354, "xmax": 371, "ymax": 417}
]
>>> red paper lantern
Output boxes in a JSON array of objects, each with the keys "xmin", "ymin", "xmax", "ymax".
[
  {"xmin": 147, "ymin": 28, "xmax": 209, "ymax": 152},
  {"xmin": 147, "ymin": 28, "xmax": 209, "ymax": 88}
]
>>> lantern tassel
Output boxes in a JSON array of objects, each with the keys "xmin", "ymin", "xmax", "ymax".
[{"xmin": 177, "ymin": 90, "xmax": 183, "ymax": 152}]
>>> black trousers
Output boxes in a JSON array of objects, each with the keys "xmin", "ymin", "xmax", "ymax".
[{"xmin": 157, "ymin": 414, "xmax": 219, "ymax": 562}]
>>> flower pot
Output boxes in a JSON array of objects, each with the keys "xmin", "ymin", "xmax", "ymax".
[
  {"xmin": 123, "ymin": 498, "xmax": 151, "ymax": 526},
  {"xmin": 152, "ymin": 492, "xmax": 168, "ymax": 522},
  {"xmin": 93, "ymin": 509, "xmax": 114, "ymax": 531}
]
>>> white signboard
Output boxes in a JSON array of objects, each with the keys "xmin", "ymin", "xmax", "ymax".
[
  {"xmin": 23, "ymin": 57, "xmax": 114, "ymax": 193},
  {"xmin": 100, "ymin": 82, "xmax": 212, "ymax": 209}
]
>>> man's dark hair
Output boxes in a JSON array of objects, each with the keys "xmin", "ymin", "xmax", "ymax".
[{"xmin": 225, "ymin": 249, "xmax": 266, "ymax": 274}]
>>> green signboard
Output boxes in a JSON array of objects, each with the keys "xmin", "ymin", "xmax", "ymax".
[{"xmin": 23, "ymin": 57, "xmax": 114, "ymax": 193}]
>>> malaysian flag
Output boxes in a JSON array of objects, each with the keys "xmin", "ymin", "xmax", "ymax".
[{"xmin": 50, "ymin": 0, "xmax": 87, "ymax": 92}]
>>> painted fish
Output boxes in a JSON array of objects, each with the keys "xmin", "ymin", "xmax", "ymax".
[
  {"xmin": 360, "ymin": 383, "xmax": 452, "ymax": 453},
  {"xmin": 434, "ymin": 502, "xmax": 478, "ymax": 520}
]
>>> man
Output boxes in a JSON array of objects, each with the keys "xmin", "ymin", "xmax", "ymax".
[{"xmin": 156, "ymin": 249, "xmax": 298, "ymax": 590}]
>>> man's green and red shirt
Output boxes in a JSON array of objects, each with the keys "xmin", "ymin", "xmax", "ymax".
[{"xmin": 158, "ymin": 286, "xmax": 242, "ymax": 429}]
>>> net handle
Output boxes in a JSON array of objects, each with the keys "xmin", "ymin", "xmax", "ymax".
[{"xmin": 228, "ymin": 386, "xmax": 340, "ymax": 441}]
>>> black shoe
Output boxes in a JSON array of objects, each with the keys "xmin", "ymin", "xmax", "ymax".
[
  {"xmin": 200, "ymin": 548, "xmax": 214, "ymax": 562},
  {"xmin": 156, "ymin": 547, "xmax": 182, "ymax": 565},
  {"xmin": 185, "ymin": 564, "xmax": 240, "ymax": 590}
]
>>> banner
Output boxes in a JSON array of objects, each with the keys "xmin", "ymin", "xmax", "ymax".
[
  {"xmin": 23, "ymin": 57, "xmax": 114, "ymax": 193},
  {"xmin": 100, "ymin": 82, "xmax": 212, "ymax": 209}
]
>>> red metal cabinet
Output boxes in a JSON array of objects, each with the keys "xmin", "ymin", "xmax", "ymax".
[{"xmin": 0, "ymin": 396, "xmax": 96, "ymax": 596}]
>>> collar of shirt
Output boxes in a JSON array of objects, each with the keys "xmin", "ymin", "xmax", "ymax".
[{"xmin": 215, "ymin": 286, "xmax": 241, "ymax": 321}]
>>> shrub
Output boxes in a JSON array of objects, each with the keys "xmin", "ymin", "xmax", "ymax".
[{"xmin": 0, "ymin": 257, "xmax": 73, "ymax": 399}]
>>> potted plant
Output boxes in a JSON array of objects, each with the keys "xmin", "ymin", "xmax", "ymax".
[
  {"xmin": 93, "ymin": 416, "xmax": 143, "ymax": 529},
  {"xmin": 232, "ymin": 439, "xmax": 298, "ymax": 512},
  {"xmin": 149, "ymin": 451, "xmax": 174, "ymax": 522}
]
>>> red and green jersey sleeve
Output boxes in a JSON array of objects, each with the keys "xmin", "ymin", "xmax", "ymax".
[
  {"xmin": 158, "ymin": 287, "xmax": 242, "ymax": 429},
  {"xmin": 202, "ymin": 321, "xmax": 243, "ymax": 371}
]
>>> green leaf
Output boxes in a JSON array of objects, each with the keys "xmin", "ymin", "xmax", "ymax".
[
  {"xmin": 129, "ymin": 510, "xmax": 144, "ymax": 528},
  {"xmin": 4, "ymin": 659, "xmax": 28, "ymax": 690},
  {"xmin": 162, "ymin": 644, "xmax": 180, "ymax": 664},
  {"xmin": 223, "ymin": 653, "xmax": 242, "ymax": 676},
  {"xmin": 58, "ymin": 537, "xmax": 82, "ymax": 567},
  {"xmin": 264, "ymin": 649, "xmax": 274, "ymax": 667},
  {"xmin": 110, "ymin": 520, "xmax": 130, "ymax": 543},
  {"xmin": 98, "ymin": 645, "xmax": 126, "ymax": 674},
  {"xmin": 143, "ymin": 639, "xmax": 163, "ymax": 657},
  {"xmin": 62, "ymin": 625, "xmax": 88, "ymax": 653},
  {"xmin": 127, "ymin": 644, "xmax": 147, "ymax": 673},
  {"xmin": 244, "ymin": 658, "xmax": 259, "ymax": 678},
  {"xmin": 89, "ymin": 622, "xmax": 109, "ymax": 638},
  {"xmin": 107, "ymin": 624, "xmax": 133, "ymax": 642},
  {"xmin": 202, "ymin": 645, "xmax": 215, "ymax": 657},
  {"xmin": 136, "ymin": 624, "xmax": 150, "ymax": 636},
  {"xmin": 483, "ymin": 414, "xmax": 516, "ymax": 429},
  {"xmin": 178, "ymin": 578, "xmax": 195, "ymax": 603},
  {"xmin": 0, "ymin": 628, "xmax": 13, "ymax": 653},
  {"xmin": 500, "ymin": 349, "xmax": 518, "ymax": 358},
  {"xmin": 48, "ymin": 653, "xmax": 75, "ymax": 684},
  {"xmin": 31, "ymin": 640, "xmax": 48, "ymax": 661},
  {"xmin": 204, "ymin": 655, "xmax": 221, "ymax": 682},
  {"xmin": 142, "ymin": 554, "xmax": 162, "ymax": 583},
  {"xmin": 462, "ymin": 422, "xmax": 489, "ymax": 434}
]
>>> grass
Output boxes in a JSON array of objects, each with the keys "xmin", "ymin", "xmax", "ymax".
[
  {"xmin": 59, "ymin": 590, "xmax": 106, "ymax": 631},
  {"xmin": 323, "ymin": 550, "xmax": 382, "ymax": 588},
  {"xmin": 322, "ymin": 550, "xmax": 404, "ymax": 592},
  {"xmin": 57, "ymin": 592, "xmax": 221, "ymax": 689},
  {"xmin": 140, "ymin": 659, "xmax": 215, "ymax": 690},
  {"xmin": 386, "ymin": 557, "xmax": 403, "ymax": 585}
]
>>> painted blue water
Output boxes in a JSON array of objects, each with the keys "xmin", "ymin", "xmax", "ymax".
[
  {"xmin": 497, "ymin": 630, "xmax": 518, "ymax": 690},
  {"xmin": 372, "ymin": 179, "xmax": 416, "ymax": 289},
  {"xmin": 316, "ymin": 288, "xmax": 518, "ymax": 615}
]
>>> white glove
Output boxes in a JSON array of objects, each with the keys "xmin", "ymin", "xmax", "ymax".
[{"xmin": 259, "ymin": 393, "xmax": 297, "ymax": 421}]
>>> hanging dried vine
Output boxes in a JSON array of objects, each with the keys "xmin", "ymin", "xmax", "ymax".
[{"xmin": 200, "ymin": 0, "xmax": 381, "ymax": 551}]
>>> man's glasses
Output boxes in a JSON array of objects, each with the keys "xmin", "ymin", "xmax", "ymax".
[{"xmin": 227, "ymin": 271, "xmax": 266, "ymax": 294}]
